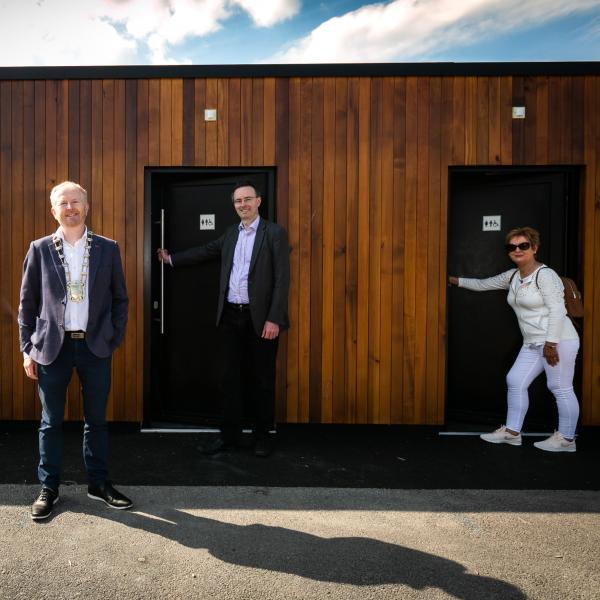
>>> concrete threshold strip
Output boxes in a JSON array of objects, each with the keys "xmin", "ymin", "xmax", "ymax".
[{"xmin": 439, "ymin": 431, "xmax": 552, "ymax": 436}]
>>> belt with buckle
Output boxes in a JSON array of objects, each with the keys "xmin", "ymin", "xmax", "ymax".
[
  {"xmin": 67, "ymin": 331, "xmax": 86, "ymax": 339},
  {"xmin": 226, "ymin": 302, "xmax": 250, "ymax": 312}
]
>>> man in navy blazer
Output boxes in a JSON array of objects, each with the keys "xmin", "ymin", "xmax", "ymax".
[
  {"xmin": 19, "ymin": 181, "xmax": 132, "ymax": 520},
  {"xmin": 158, "ymin": 181, "xmax": 290, "ymax": 457}
]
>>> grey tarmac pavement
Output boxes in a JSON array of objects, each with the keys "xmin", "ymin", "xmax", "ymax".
[{"xmin": 0, "ymin": 485, "xmax": 599, "ymax": 600}]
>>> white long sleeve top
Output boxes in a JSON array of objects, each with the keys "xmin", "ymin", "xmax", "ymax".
[{"xmin": 458, "ymin": 265, "xmax": 579, "ymax": 345}]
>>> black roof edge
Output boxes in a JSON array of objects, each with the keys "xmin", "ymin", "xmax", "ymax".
[{"xmin": 1, "ymin": 62, "xmax": 599, "ymax": 80}]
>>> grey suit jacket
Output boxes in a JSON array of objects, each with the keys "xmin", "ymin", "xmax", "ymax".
[
  {"xmin": 18, "ymin": 233, "xmax": 129, "ymax": 365},
  {"xmin": 171, "ymin": 218, "xmax": 290, "ymax": 337}
]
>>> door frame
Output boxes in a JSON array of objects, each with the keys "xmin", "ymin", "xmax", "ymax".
[
  {"xmin": 143, "ymin": 166, "xmax": 276, "ymax": 427},
  {"xmin": 445, "ymin": 165, "xmax": 583, "ymax": 426}
]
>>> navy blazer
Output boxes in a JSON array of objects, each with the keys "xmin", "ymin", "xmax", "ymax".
[
  {"xmin": 171, "ymin": 218, "xmax": 290, "ymax": 337},
  {"xmin": 18, "ymin": 233, "xmax": 129, "ymax": 365}
]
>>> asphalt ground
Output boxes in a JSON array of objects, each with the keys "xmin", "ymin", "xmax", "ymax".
[{"xmin": 1, "ymin": 424, "xmax": 599, "ymax": 599}]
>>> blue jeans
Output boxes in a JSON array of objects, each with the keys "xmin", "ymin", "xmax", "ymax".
[{"xmin": 37, "ymin": 337, "xmax": 112, "ymax": 490}]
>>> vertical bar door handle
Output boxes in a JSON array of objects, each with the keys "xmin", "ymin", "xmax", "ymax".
[{"xmin": 160, "ymin": 208, "xmax": 165, "ymax": 334}]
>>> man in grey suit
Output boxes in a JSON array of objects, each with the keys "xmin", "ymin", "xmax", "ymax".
[
  {"xmin": 19, "ymin": 181, "xmax": 132, "ymax": 520},
  {"xmin": 157, "ymin": 181, "xmax": 290, "ymax": 457}
]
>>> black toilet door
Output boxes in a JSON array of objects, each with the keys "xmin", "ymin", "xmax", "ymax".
[
  {"xmin": 446, "ymin": 168, "xmax": 580, "ymax": 427},
  {"xmin": 146, "ymin": 169, "xmax": 275, "ymax": 426}
]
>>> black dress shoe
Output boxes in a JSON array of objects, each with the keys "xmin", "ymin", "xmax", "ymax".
[
  {"xmin": 201, "ymin": 437, "xmax": 236, "ymax": 455},
  {"xmin": 254, "ymin": 435, "xmax": 274, "ymax": 457},
  {"xmin": 88, "ymin": 481, "xmax": 133, "ymax": 510},
  {"xmin": 31, "ymin": 487, "xmax": 59, "ymax": 521}
]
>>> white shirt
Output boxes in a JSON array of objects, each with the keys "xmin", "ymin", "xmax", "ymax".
[
  {"xmin": 227, "ymin": 216, "xmax": 259, "ymax": 304},
  {"xmin": 458, "ymin": 266, "xmax": 579, "ymax": 345},
  {"xmin": 55, "ymin": 226, "xmax": 90, "ymax": 332}
]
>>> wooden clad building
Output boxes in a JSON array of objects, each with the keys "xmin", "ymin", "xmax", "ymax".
[{"xmin": 0, "ymin": 63, "xmax": 599, "ymax": 427}]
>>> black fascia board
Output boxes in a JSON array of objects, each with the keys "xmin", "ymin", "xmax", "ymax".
[{"xmin": 1, "ymin": 62, "xmax": 599, "ymax": 80}]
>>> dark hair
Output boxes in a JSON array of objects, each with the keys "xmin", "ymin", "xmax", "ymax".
[
  {"xmin": 231, "ymin": 181, "xmax": 261, "ymax": 201},
  {"xmin": 505, "ymin": 226, "xmax": 540, "ymax": 249}
]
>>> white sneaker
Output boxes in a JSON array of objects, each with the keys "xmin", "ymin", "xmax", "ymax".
[
  {"xmin": 534, "ymin": 431, "xmax": 576, "ymax": 453},
  {"xmin": 480, "ymin": 426, "xmax": 522, "ymax": 446}
]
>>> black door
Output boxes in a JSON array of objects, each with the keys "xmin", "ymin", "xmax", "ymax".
[
  {"xmin": 446, "ymin": 168, "xmax": 580, "ymax": 427},
  {"xmin": 145, "ymin": 168, "xmax": 275, "ymax": 426}
]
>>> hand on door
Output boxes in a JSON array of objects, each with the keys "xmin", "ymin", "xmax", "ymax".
[
  {"xmin": 157, "ymin": 248, "xmax": 171, "ymax": 264},
  {"xmin": 448, "ymin": 276, "xmax": 459, "ymax": 286}
]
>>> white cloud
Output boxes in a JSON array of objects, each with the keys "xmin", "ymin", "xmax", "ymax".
[
  {"xmin": 272, "ymin": 0, "xmax": 600, "ymax": 63},
  {"xmin": 232, "ymin": 0, "xmax": 300, "ymax": 27},
  {"xmin": 0, "ymin": 0, "xmax": 138, "ymax": 66},
  {"xmin": 0, "ymin": 0, "xmax": 301, "ymax": 66}
]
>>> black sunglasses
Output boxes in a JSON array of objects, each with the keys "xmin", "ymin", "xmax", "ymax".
[{"xmin": 505, "ymin": 242, "xmax": 531, "ymax": 252}]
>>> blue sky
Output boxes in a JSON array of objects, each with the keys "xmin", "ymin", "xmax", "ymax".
[{"xmin": 0, "ymin": 0, "xmax": 599, "ymax": 66}]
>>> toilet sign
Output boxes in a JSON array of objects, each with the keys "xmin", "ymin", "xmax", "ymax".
[
  {"xmin": 200, "ymin": 214, "xmax": 215, "ymax": 230},
  {"xmin": 483, "ymin": 216, "xmax": 501, "ymax": 231}
]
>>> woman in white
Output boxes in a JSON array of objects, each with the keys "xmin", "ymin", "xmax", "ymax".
[{"xmin": 449, "ymin": 226, "xmax": 580, "ymax": 452}]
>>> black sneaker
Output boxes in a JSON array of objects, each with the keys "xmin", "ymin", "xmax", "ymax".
[
  {"xmin": 87, "ymin": 481, "xmax": 133, "ymax": 510},
  {"xmin": 31, "ymin": 487, "xmax": 59, "ymax": 521}
]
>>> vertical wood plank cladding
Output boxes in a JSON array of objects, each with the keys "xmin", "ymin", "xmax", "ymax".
[
  {"xmin": 56, "ymin": 81, "xmax": 69, "ymax": 183},
  {"xmin": 345, "ymin": 77, "xmax": 359, "ymax": 423},
  {"xmin": 11, "ymin": 82, "xmax": 24, "ymax": 420},
  {"xmin": 499, "ymin": 77, "xmax": 512, "ymax": 164},
  {"xmin": 309, "ymin": 78, "xmax": 324, "ymax": 422},
  {"xmin": 227, "ymin": 78, "xmax": 241, "ymax": 166},
  {"xmin": 285, "ymin": 78, "xmax": 300, "ymax": 422},
  {"xmin": 512, "ymin": 76, "xmax": 525, "ymax": 164},
  {"xmin": 22, "ymin": 81, "xmax": 36, "ymax": 419},
  {"xmin": 571, "ymin": 77, "xmax": 584, "ymax": 164},
  {"xmin": 136, "ymin": 79, "xmax": 149, "ymax": 420},
  {"xmin": 251, "ymin": 79, "xmax": 264, "ymax": 166},
  {"xmin": 438, "ymin": 76, "xmax": 453, "ymax": 420},
  {"xmin": 488, "ymin": 77, "xmax": 501, "ymax": 164},
  {"xmin": 390, "ymin": 77, "xmax": 406, "ymax": 423},
  {"xmin": 111, "ymin": 80, "xmax": 126, "ymax": 421},
  {"xmin": 355, "ymin": 77, "xmax": 370, "ymax": 423},
  {"xmin": 379, "ymin": 77, "xmax": 394, "ymax": 424},
  {"xmin": 559, "ymin": 77, "xmax": 573, "ymax": 165},
  {"xmin": 451, "ymin": 77, "xmax": 465, "ymax": 164},
  {"xmin": 124, "ymin": 79, "xmax": 138, "ymax": 421},
  {"xmin": 79, "ymin": 81, "xmax": 92, "ymax": 197},
  {"xmin": 367, "ymin": 77, "xmax": 382, "ymax": 423},
  {"xmin": 333, "ymin": 77, "xmax": 348, "ymax": 423},
  {"xmin": 2, "ymin": 73, "xmax": 600, "ymax": 426},
  {"xmin": 274, "ymin": 77, "xmax": 289, "ymax": 421},
  {"xmin": 193, "ymin": 79, "xmax": 206, "ymax": 166},
  {"xmin": 402, "ymin": 76, "xmax": 418, "ymax": 423},
  {"xmin": 240, "ymin": 78, "xmax": 253, "ymax": 166},
  {"xmin": 523, "ymin": 76, "xmax": 537, "ymax": 164},
  {"xmin": 414, "ymin": 77, "xmax": 430, "ymax": 424},
  {"xmin": 263, "ymin": 78, "xmax": 276, "ymax": 165},
  {"xmin": 217, "ymin": 79, "xmax": 229, "ymax": 165},
  {"xmin": 205, "ymin": 79, "xmax": 218, "ymax": 165},
  {"xmin": 298, "ymin": 77, "xmax": 312, "ymax": 422},
  {"xmin": 90, "ymin": 80, "xmax": 103, "ymax": 232},
  {"xmin": 159, "ymin": 79, "xmax": 172, "ymax": 166},
  {"xmin": 320, "ymin": 77, "xmax": 335, "ymax": 423},
  {"xmin": 171, "ymin": 79, "xmax": 183, "ymax": 166},
  {"xmin": 476, "ymin": 77, "xmax": 489, "ymax": 164},
  {"xmin": 535, "ymin": 76, "xmax": 549, "ymax": 164},
  {"xmin": 34, "ymin": 82, "xmax": 46, "ymax": 242},
  {"xmin": 464, "ymin": 77, "xmax": 477, "ymax": 164},
  {"xmin": 68, "ymin": 81, "xmax": 80, "ymax": 180},
  {"xmin": 0, "ymin": 82, "xmax": 13, "ymax": 419},
  {"xmin": 148, "ymin": 80, "xmax": 160, "ymax": 166},
  {"xmin": 426, "ymin": 77, "xmax": 442, "ymax": 424},
  {"xmin": 182, "ymin": 79, "xmax": 195, "ymax": 166},
  {"xmin": 101, "ymin": 79, "xmax": 115, "ymax": 422}
]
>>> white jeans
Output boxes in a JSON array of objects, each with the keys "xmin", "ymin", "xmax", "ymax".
[{"xmin": 505, "ymin": 339, "xmax": 580, "ymax": 438}]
